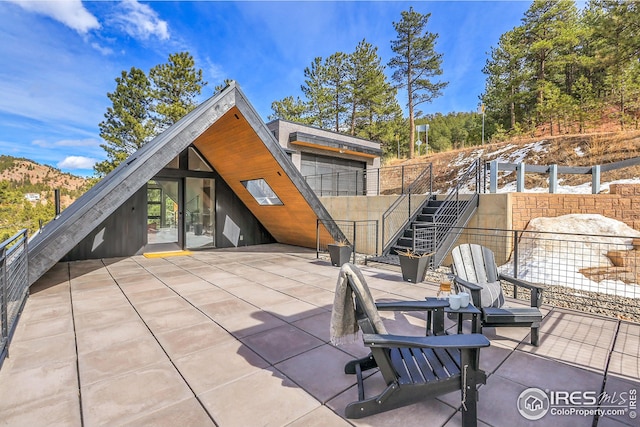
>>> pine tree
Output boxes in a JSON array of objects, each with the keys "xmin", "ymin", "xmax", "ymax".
[
  {"xmin": 388, "ymin": 7, "xmax": 448, "ymax": 158},
  {"xmin": 95, "ymin": 67, "xmax": 154, "ymax": 177},
  {"xmin": 301, "ymin": 57, "xmax": 333, "ymax": 129},
  {"xmin": 521, "ymin": 0, "xmax": 580, "ymax": 125},
  {"xmin": 324, "ymin": 52, "xmax": 350, "ymax": 132},
  {"xmin": 482, "ymin": 28, "xmax": 531, "ymax": 135},
  {"xmin": 96, "ymin": 52, "xmax": 207, "ymax": 177},
  {"xmin": 268, "ymin": 96, "xmax": 309, "ymax": 122},
  {"xmin": 149, "ymin": 52, "xmax": 207, "ymax": 132},
  {"xmin": 348, "ymin": 39, "xmax": 400, "ymax": 141}
]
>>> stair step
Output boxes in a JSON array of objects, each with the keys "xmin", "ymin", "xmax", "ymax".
[{"xmin": 397, "ymin": 237, "xmax": 413, "ymax": 246}]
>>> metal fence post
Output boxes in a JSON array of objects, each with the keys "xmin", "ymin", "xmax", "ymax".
[
  {"xmin": 375, "ymin": 220, "xmax": 379, "ymax": 256},
  {"xmin": 317, "ymin": 219, "xmax": 322, "ymax": 256},
  {"xmin": 592, "ymin": 165, "xmax": 601, "ymax": 194},
  {"xmin": 549, "ymin": 164, "xmax": 558, "ymax": 193},
  {"xmin": 401, "ymin": 166, "xmax": 405, "ymax": 194},
  {"xmin": 352, "ymin": 221, "xmax": 357, "ymax": 264},
  {"xmin": 516, "ymin": 163, "xmax": 525, "ymax": 192},
  {"xmin": 1, "ymin": 248, "xmax": 7, "ymax": 341},
  {"xmin": 490, "ymin": 160, "xmax": 498, "ymax": 193},
  {"xmin": 513, "ymin": 230, "xmax": 519, "ymax": 298}
]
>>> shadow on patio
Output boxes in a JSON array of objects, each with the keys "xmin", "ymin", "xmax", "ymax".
[{"xmin": 0, "ymin": 244, "xmax": 638, "ymax": 427}]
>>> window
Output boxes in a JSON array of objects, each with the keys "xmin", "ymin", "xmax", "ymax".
[
  {"xmin": 188, "ymin": 147, "xmax": 213, "ymax": 172},
  {"xmin": 241, "ymin": 179, "xmax": 283, "ymax": 205}
]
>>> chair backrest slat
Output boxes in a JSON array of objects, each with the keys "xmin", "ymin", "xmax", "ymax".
[{"xmin": 452, "ymin": 243, "xmax": 499, "ymax": 284}]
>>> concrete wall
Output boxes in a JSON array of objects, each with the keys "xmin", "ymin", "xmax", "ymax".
[
  {"xmin": 320, "ymin": 184, "xmax": 640, "ymax": 259},
  {"xmin": 319, "ymin": 194, "xmax": 428, "ymax": 254}
]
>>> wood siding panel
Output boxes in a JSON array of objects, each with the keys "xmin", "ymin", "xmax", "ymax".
[{"xmin": 194, "ymin": 107, "xmax": 332, "ymax": 247}]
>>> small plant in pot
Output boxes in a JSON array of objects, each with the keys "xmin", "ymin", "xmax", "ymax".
[
  {"xmin": 327, "ymin": 240, "xmax": 353, "ymax": 267},
  {"xmin": 397, "ymin": 249, "xmax": 433, "ymax": 283}
]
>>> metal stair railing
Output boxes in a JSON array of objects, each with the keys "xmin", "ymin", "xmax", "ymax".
[
  {"xmin": 413, "ymin": 158, "xmax": 483, "ymax": 267},
  {"xmin": 381, "ymin": 164, "xmax": 433, "ymax": 254}
]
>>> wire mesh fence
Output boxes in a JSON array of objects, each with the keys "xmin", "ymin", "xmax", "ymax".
[
  {"xmin": 316, "ymin": 219, "xmax": 379, "ymax": 262},
  {"xmin": 304, "ymin": 163, "xmax": 431, "ymax": 197},
  {"xmin": 1, "ymin": 229, "xmax": 29, "ymax": 368},
  {"xmin": 433, "ymin": 226, "xmax": 640, "ymax": 322}
]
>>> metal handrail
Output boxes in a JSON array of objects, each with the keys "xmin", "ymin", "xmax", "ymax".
[
  {"xmin": 1, "ymin": 229, "xmax": 29, "ymax": 369},
  {"xmin": 381, "ymin": 164, "xmax": 433, "ymax": 253},
  {"xmin": 413, "ymin": 158, "xmax": 482, "ymax": 267},
  {"xmin": 304, "ymin": 162, "xmax": 431, "ymax": 197}
]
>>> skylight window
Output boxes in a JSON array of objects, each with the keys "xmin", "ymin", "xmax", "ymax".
[{"xmin": 241, "ymin": 179, "xmax": 283, "ymax": 206}]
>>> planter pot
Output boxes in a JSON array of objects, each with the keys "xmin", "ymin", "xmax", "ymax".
[
  {"xmin": 328, "ymin": 244, "xmax": 353, "ymax": 267},
  {"xmin": 398, "ymin": 254, "xmax": 430, "ymax": 283}
]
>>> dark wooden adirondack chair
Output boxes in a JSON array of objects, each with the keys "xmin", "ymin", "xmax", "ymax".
[
  {"xmin": 451, "ymin": 244, "xmax": 544, "ymax": 346},
  {"xmin": 331, "ymin": 263, "xmax": 489, "ymax": 426}
]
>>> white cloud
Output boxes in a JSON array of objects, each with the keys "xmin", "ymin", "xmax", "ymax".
[
  {"xmin": 57, "ymin": 155, "xmax": 97, "ymax": 170},
  {"xmin": 113, "ymin": 0, "xmax": 169, "ymax": 41},
  {"xmin": 91, "ymin": 42, "xmax": 114, "ymax": 56},
  {"xmin": 32, "ymin": 138, "xmax": 101, "ymax": 148},
  {"xmin": 8, "ymin": 0, "xmax": 100, "ymax": 34}
]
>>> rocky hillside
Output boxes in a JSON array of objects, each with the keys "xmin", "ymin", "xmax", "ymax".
[
  {"xmin": 0, "ymin": 156, "xmax": 87, "ymax": 191},
  {"xmin": 387, "ymin": 131, "xmax": 640, "ymax": 194}
]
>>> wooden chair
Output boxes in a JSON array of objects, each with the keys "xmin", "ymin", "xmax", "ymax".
[
  {"xmin": 451, "ymin": 244, "xmax": 544, "ymax": 346},
  {"xmin": 331, "ymin": 263, "xmax": 489, "ymax": 426}
]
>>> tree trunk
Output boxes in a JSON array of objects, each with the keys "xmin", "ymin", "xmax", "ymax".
[{"xmin": 408, "ymin": 68, "xmax": 415, "ymax": 159}]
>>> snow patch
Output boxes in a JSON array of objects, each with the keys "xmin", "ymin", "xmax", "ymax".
[{"xmin": 499, "ymin": 214, "xmax": 640, "ymax": 298}]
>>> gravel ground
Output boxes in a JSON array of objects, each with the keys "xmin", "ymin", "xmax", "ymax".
[
  {"xmin": 429, "ymin": 266, "xmax": 640, "ymax": 323},
  {"xmin": 323, "ymin": 255, "xmax": 640, "ymax": 323}
]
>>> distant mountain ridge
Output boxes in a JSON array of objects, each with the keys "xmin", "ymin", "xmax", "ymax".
[{"xmin": 0, "ymin": 155, "xmax": 88, "ymax": 193}]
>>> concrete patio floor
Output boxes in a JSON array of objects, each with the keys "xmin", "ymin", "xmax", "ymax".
[{"xmin": 0, "ymin": 244, "xmax": 638, "ymax": 427}]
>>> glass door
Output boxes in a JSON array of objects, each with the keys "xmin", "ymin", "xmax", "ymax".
[
  {"xmin": 185, "ymin": 177, "xmax": 215, "ymax": 249},
  {"xmin": 147, "ymin": 179, "xmax": 181, "ymax": 249}
]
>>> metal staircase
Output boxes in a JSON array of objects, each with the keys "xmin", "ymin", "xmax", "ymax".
[{"xmin": 370, "ymin": 158, "xmax": 483, "ymax": 267}]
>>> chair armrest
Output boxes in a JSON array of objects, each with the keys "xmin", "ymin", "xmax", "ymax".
[
  {"xmin": 363, "ymin": 333, "xmax": 490, "ymax": 349},
  {"xmin": 453, "ymin": 276, "xmax": 483, "ymax": 307},
  {"xmin": 376, "ymin": 300, "xmax": 448, "ymax": 312},
  {"xmin": 453, "ymin": 276, "xmax": 483, "ymax": 291},
  {"xmin": 498, "ymin": 273, "xmax": 544, "ymax": 308}
]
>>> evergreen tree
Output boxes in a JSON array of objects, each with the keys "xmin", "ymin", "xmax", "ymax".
[
  {"xmin": 521, "ymin": 0, "xmax": 581, "ymax": 124},
  {"xmin": 149, "ymin": 52, "xmax": 207, "ymax": 132},
  {"xmin": 388, "ymin": 7, "xmax": 448, "ymax": 158},
  {"xmin": 268, "ymin": 96, "xmax": 309, "ymax": 122},
  {"xmin": 324, "ymin": 52, "xmax": 350, "ymax": 132},
  {"xmin": 96, "ymin": 52, "xmax": 207, "ymax": 177},
  {"xmin": 482, "ymin": 28, "xmax": 531, "ymax": 135},
  {"xmin": 348, "ymin": 40, "xmax": 401, "ymax": 141},
  {"xmin": 95, "ymin": 67, "xmax": 154, "ymax": 177},
  {"xmin": 301, "ymin": 57, "xmax": 333, "ymax": 129}
]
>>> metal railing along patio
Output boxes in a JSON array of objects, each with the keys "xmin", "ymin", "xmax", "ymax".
[
  {"xmin": 316, "ymin": 219, "xmax": 379, "ymax": 262},
  {"xmin": 0, "ymin": 229, "xmax": 29, "ymax": 368},
  {"xmin": 304, "ymin": 162, "xmax": 431, "ymax": 197},
  {"xmin": 413, "ymin": 225, "xmax": 640, "ymax": 322}
]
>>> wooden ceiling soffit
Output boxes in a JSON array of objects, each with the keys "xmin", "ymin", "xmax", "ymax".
[
  {"xmin": 192, "ymin": 100, "xmax": 336, "ymax": 248},
  {"xmin": 290, "ymin": 139, "xmax": 378, "ymax": 159}
]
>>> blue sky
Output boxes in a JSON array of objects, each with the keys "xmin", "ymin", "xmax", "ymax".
[{"xmin": 0, "ymin": 0, "xmax": 533, "ymax": 177}]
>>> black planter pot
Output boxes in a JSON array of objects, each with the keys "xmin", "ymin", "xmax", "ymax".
[
  {"xmin": 328, "ymin": 244, "xmax": 353, "ymax": 267},
  {"xmin": 398, "ymin": 254, "xmax": 429, "ymax": 283}
]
